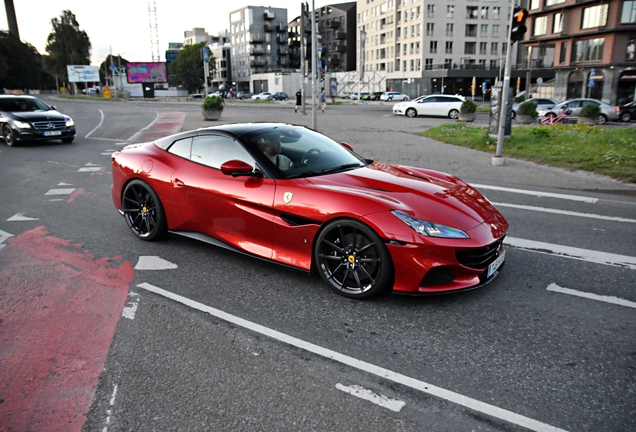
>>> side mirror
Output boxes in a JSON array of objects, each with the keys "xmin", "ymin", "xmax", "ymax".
[
  {"xmin": 50, "ymin": 105, "xmax": 56, "ymax": 110},
  {"xmin": 340, "ymin": 142, "xmax": 353, "ymax": 151},
  {"xmin": 220, "ymin": 160, "xmax": 260, "ymax": 177}
]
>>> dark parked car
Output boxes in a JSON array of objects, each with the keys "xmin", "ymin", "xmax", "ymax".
[
  {"xmin": 270, "ymin": 92, "xmax": 289, "ymax": 101},
  {"xmin": 236, "ymin": 91, "xmax": 253, "ymax": 100},
  {"xmin": 618, "ymin": 101, "xmax": 636, "ymax": 122},
  {"xmin": 363, "ymin": 92, "xmax": 384, "ymax": 101},
  {"xmin": 0, "ymin": 95, "xmax": 76, "ymax": 146}
]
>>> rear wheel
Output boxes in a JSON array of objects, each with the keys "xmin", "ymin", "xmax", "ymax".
[
  {"xmin": 122, "ymin": 180, "xmax": 167, "ymax": 241},
  {"xmin": 406, "ymin": 108, "xmax": 417, "ymax": 118},
  {"xmin": 314, "ymin": 219, "xmax": 393, "ymax": 299},
  {"xmin": 595, "ymin": 114, "xmax": 608, "ymax": 125},
  {"xmin": 3, "ymin": 124, "xmax": 16, "ymax": 146},
  {"xmin": 620, "ymin": 112, "xmax": 632, "ymax": 122},
  {"xmin": 448, "ymin": 109, "xmax": 459, "ymax": 119}
]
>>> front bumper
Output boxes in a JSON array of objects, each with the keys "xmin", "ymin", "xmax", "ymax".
[{"xmin": 15, "ymin": 127, "xmax": 76, "ymax": 142}]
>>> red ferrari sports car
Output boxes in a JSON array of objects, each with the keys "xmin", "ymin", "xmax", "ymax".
[{"xmin": 111, "ymin": 123, "xmax": 508, "ymax": 299}]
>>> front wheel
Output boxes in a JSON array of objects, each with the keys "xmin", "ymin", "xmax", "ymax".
[
  {"xmin": 3, "ymin": 124, "xmax": 16, "ymax": 146},
  {"xmin": 595, "ymin": 114, "xmax": 608, "ymax": 125},
  {"xmin": 406, "ymin": 108, "xmax": 417, "ymax": 118},
  {"xmin": 314, "ymin": 219, "xmax": 393, "ymax": 299},
  {"xmin": 448, "ymin": 109, "xmax": 459, "ymax": 119},
  {"xmin": 122, "ymin": 180, "xmax": 167, "ymax": 241}
]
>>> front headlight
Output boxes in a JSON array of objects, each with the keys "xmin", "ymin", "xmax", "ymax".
[
  {"xmin": 391, "ymin": 210, "xmax": 469, "ymax": 239},
  {"xmin": 65, "ymin": 117, "xmax": 75, "ymax": 127},
  {"xmin": 14, "ymin": 120, "xmax": 31, "ymax": 129}
]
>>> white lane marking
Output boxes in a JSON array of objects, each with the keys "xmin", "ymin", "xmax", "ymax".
[
  {"xmin": 336, "ymin": 383, "xmax": 406, "ymax": 412},
  {"xmin": 79, "ymin": 167, "xmax": 103, "ymax": 172},
  {"xmin": 102, "ymin": 383, "xmax": 118, "ymax": 432},
  {"xmin": 471, "ymin": 184, "xmax": 598, "ymax": 204},
  {"xmin": 48, "ymin": 199, "xmax": 64, "ymax": 202},
  {"xmin": 137, "ymin": 282, "xmax": 568, "ymax": 432},
  {"xmin": 85, "ymin": 163, "xmax": 101, "ymax": 166},
  {"xmin": 135, "ymin": 256, "xmax": 178, "ymax": 270},
  {"xmin": 57, "ymin": 182, "xmax": 73, "ymax": 186},
  {"xmin": 121, "ymin": 292, "xmax": 140, "ymax": 320},
  {"xmin": 493, "ymin": 202, "xmax": 636, "ymax": 224},
  {"xmin": 126, "ymin": 111, "xmax": 160, "ymax": 142},
  {"xmin": 85, "ymin": 109, "xmax": 104, "ymax": 139},
  {"xmin": 547, "ymin": 283, "xmax": 636, "ymax": 309},
  {"xmin": 45, "ymin": 188, "xmax": 75, "ymax": 195},
  {"xmin": 505, "ymin": 237, "xmax": 636, "ymax": 270},
  {"xmin": 7, "ymin": 213, "xmax": 39, "ymax": 221},
  {"xmin": 0, "ymin": 230, "xmax": 14, "ymax": 250}
]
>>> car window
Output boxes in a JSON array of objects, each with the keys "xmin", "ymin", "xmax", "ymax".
[
  {"xmin": 191, "ymin": 135, "xmax": 254, "ymax": 169},
  {"xmin": 583, "ymin": 100, "xmax": 599, "ymax": 107},
  {"xmin": 168, "ymin": 137, "xmax": 192, "ymax": 159}
]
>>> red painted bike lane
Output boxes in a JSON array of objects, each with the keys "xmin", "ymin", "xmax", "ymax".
[{"xmin": 0, "ymin": 227, "xmax": 134, "ymax": 431}]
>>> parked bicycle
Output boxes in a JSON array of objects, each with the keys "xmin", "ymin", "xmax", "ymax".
[{"xmin": 541, "ymin": 109, "xmax": 572, "ymax": 125}]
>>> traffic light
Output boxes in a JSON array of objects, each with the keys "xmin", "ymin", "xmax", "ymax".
[{"xmin": 510, "ymin": 7, "xmax": 528, "ymax": 42}]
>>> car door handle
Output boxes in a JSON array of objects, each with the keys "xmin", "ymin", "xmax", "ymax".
[{"xmin": 173, "ymin": 178, "xmax": 184, "ymax": 188}]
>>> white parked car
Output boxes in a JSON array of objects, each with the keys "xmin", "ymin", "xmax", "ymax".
[
  {"xmin": 251, "ymin": 92, "xmax": 272, "ymax": 100},
  {"xmin": 538, "ymin": 98, "xmax": 620, "ymax": 124},
  {"xmin": 392, "ymin": 94, "xmax": 465, "ymax": 119},
  {"xmin": 380, "ymin": 92, "xmax": 409, "ymax": 101}
]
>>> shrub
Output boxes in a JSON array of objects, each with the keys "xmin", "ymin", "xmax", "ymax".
[
  {"xmin": 460, "ymin": 99, "xmax": 477, "ymax": 114},
  {"xmin": 579, "ymin": 103, "xmax": 601, "ymax": 118},
  {"xmin": 202, "ymin": 96, "xmax": 224, "ymax": 111},
  {"xmin": 517, "ymin": 101, "xmax": 538, "ymax": 117},
  {"xmin": 513, "ymin": 95, "xmax": 526, "ymax": 104}
]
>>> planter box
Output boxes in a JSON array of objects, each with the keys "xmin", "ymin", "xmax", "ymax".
[
  {"xmin": 202, "ymin": 109, "xmax": 222, "ymax": 121},
  {"xmin": 516, "ymin": 114, "xmax": 536, "ymax": 125},
  {"xmin": 458, "ymin": 112, "xmax": 476, "ymax": 122},
  {"xmin": 577, "ymin": 117, "xmax": 596, "ymax": 125}
]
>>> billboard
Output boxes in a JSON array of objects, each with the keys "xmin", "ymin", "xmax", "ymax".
[
  {"xmin": 126, "ymin": 62, "xmax": 168, "ymax": 83},
  {"xmin": 67, "ymin": 65, "xmax": 100, "ymax": 82}
]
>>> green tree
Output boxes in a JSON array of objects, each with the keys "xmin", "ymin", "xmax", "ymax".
[
  {"xmin": 0, "ymin": 31, "xmax": 54, "ymax": 90},
  {"xmin": 168, "ymin": 43, "xmax": 215, "ymax": 93},
  {"xmin": 99, "ymin": 54, "xmax": 129, "ymax": 85},
  {"xmin": 44, "ymin": 10, "xmax": 91, "ymax": 83}
]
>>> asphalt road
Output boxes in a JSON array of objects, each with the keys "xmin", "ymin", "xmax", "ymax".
[{"xmin": 0, "ymin": 96, "xmax": 635, "ymax": 432}]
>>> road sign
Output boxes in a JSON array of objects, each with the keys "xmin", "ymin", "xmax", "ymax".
[
  {"xmin": 109, "ymin": 64, "xmax": 116, "ymax": 71},
  {"xmin": 536, "ymin": 77, "xmax": 543, "ymax": 85}
]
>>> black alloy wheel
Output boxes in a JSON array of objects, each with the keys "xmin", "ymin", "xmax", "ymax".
[
  {"xmin": 122, "ymin": 180, "xmax": 167, "ymax": 241},
  {"xmin": 406, "ymin": 108, "xmax": 417, "ymax": 118},
  {"xmin": 314, "ymin": 219, "xmax": 393, "ymax": 299},
  {"xmin": 3, "ymin": 124, "xmax": 16, "ymax": 146}
]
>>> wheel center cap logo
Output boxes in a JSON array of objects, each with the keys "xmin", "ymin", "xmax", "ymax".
[
  {"xmin": 283, "ymin": 192, "xmax": 293, "ymax": 204},
  {"xmin": 348, "ymin": 255, "xmax": 355, "ymax": 263}
]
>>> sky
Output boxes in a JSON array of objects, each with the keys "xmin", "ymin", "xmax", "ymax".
[{"xmin": 1, "ymin": 1, "xmax": 329, "ymax": 64}]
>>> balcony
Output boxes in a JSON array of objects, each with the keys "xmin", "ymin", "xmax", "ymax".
[
  {"xmin": 328, "ymin": 57, "xmax": 340, "ymax": 66},
  {"xmin": 289, "ymin": 40, "xmax": 300, "ymax": 47},
  {"xmin": 250, "ymin": 58, "xmax": 267, "ymax": 67},
  {"xmin": 277, "ymin": 58, "xmax": 289, "ymax": 67},
  {"xmin": 276, "ymin": 34, "xmax": 288, "ymax": 44},
  {"xmin": 277, "ymin": 22, "xmax": 287, "ymax": 32},
  {"xmin": 336, "ymin": 31, "xmax": 346, "ymax": 40},
  {"xmin": 329, "ymin": 21, "xmax": 340, "ymax": 29},
  {"xmin": 250, "ymin": 46, "xmax": 265, "ymax": 55},
  {"xmin": 264, "ymin": 11, "xmax": 275, "ymax": 20},
  {"xmin": 277, "ymin": 46, "xmax": 289, "ymax": 54},
  {"xmin": 250, "ymin": 33, "xmax": 266, "ymax": 43},
  {"xmin": 264, "ymin": 23, "xmax": 276, "ymax": 32},
  {"xmin": 335, "ymin": 44, "xmax": 346, "ymax": 52}
]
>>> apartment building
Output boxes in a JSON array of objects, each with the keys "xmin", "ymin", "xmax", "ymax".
[
  {"xmin": 229, "ymin": 6, "xmax": 289, "ymax": 91},
  {"xmin": 521, "ymin": 0, "xmax": 636, "ymax": 105},
  {"xmin": 356, "ymin": 0, "xmax": 526, "ymax": 98}
]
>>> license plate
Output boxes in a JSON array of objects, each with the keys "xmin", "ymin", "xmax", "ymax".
[
  {"xmin": 44, "ymin": 131, "xmax": 61, "ymax": 136},
  {"xmin": 487, "ymin": 250, "xmax": 505, "ymax": 278}
]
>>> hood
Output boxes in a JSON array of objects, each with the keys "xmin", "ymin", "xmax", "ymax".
[
  {"xmin": 308, "ymin": 162, "xmax": 499, "ymax": 231},
  {"xmin": 5, "ymin": 110, "xmax": 67, "ymax": 122}
]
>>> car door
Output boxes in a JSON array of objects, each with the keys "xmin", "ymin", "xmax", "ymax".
[
  {"xmin": 418, "ymin": 96, "xmax": 436, "ymax": 115},
  {"xmin": 566, "ymin": 100, "xmax": 583, "ymax": 116},
  {"xmin": 170, "ymin": 134, "xmax": 277, "ymax": 259}
]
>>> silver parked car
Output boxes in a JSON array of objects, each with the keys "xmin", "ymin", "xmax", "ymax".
[
  {"xmin": 538, "ymin": 98, "xmax": 620, "ymax": 125},
  {"xmin": 511, "ymin": 98, "xmax": 559, "ymax": 119},
  {"xmin": 393, "ymin": 94, "xmax": 465, "ymax": 119},
  {"xmin": 380, "ymin": 92, "xmax": 409, "ymax": 101}
]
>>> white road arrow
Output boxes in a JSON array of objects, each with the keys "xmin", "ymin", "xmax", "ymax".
[
  {"xmin": 134, "ymin": 256, "xmax": 178, "ymax": 270},
  {"xmin": 7, "ymin": 213, "xmax": 39, "ymax": 221},
  {"xmin": 0, "ymin": 230, "xmax": 14, "ymax": 250}
]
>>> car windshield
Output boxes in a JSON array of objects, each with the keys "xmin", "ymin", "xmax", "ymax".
[
  {"xmin": 0, "ymin": 97, "xmax": 51, "ymax": 112},
  {"xmin": 242, "ymin": 125, "xmax": 367, "ymax": 179}
]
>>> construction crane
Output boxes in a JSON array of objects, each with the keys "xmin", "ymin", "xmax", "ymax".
[{"xmin": 148, "ymin": 0, "xmax": 160, "ymax": 61}]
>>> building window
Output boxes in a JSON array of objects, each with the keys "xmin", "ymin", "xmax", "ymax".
[
  {"xmin": 627, "ymin": 37, "xmax": 635, "ymax": 61},
  {"xmin": 534, "ymin": 16, "xmax": 548, "ymax": 35},
  {"xmin": 621, "ymin": 1, "xmax": 636, "ymax": 23},
  {"xmin": 560, "ymin": 41, "xmax": 567, "ymax": 63},
  {"xmin": 545, "ymin": 0, "xmax": 565, "ymax": 5},
  {"xmin": 446, "ymin": 23, "xmax": 454, "ymax": 36},
  {"xmin": 530, "ymin": 0, "xmax": 540, "ymax": 10},
  {"xmin": 493, "ymin": 7, "xmax": 501, "ymax": 20},
  {"xmin": 492, "ymin": 25, "xmax": 500, "ymax": 36},
  {"xmin": 430, "ymin": 41, "xmax": 437, "ymax": 53},
  {"xmin": 426, "ymin": 23, "xmax": 434, "ymax": 36},
  {"xmin": 481, "ymin": 24, "xmax": 488, "ymax": 36},
  {"xmin": 465, "ymin": 42, "xmax": 476, "ymax": 55},
  {"xmin": 467, "ymin": 6, "xmax": 478, "ymax": 19},
  {"xmin": 491, "ymin": 42, "xmax": 498, "ymax": 55},
  {"xmin": 481, "ymin": 7, "xmax": 489, "ymax": 20},
  {"xmin": 581, "ymin": 5, "xmax": 609, "ymax": 29},
  {"xmin": 553, "ymin": 13, "xmax": 563, "ymax": 33},
  {"xmin": 447, "ymin": 5, "xmax": 454, "ymax": 19},
  {"xmin": 425, "ymin": 58, "xmax": 433, "ymax": 70},
  {"xmin": 573, "ymin": 38, "xmax": 604, "ymax": 62},
  {"xmin": 427, "ymin": 5, "xmax": 435, "ymax": 18},
  {"xmin": 479, "ymin": 42, "xmax": 487, "ymax": 55},
  {"xmin": 466, "ymin": 24, "xmax": 477, "ymax": 37},
  {"xmin": 445, "ymin": 41, "xmax": 453, "ymax": 54}
]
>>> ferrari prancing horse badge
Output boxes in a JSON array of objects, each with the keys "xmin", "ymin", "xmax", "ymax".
[{"xmin": 283, "ymin": 192, "xmax": 293, "ymax": 204}]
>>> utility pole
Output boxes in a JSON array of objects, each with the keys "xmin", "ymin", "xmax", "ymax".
[{"xmin": 4, "ymin": 0, "xmax": 19, "ymax": 39}]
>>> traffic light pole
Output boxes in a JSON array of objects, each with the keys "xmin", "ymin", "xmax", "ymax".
[{"xmin": 493, "ymin": 36, "xmax": 513, "ymax": 166}]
